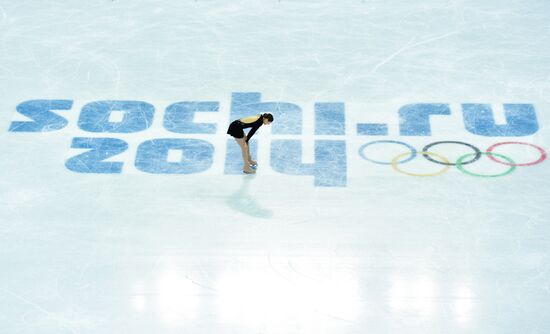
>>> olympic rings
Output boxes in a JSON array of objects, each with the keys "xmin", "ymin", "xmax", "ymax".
[
  {"xmin": 422, "ymin": 141, "xmax": 481, "ymax": 166},
  {"xmin": 391, "ymin": 151, "xmax": 451, "ymax": 177},
  {"xmin": 357, "ymin": 140, "xmax": 547, "ymax": 177},
  {"xmin": 486, "ymin": 142, "xmax": 547, "ymax": 166},
  {"xmin": 358, "ymin": 140, "xmax": 416, "ymax": 165},
  {"xmin": 456, "ymin": 152, "xmax": 516, "ymax": 178}
]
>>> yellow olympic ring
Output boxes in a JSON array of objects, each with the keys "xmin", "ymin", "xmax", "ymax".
[{"xmin": 391, "ymin": 151, "xmax": 451, "ymax": 177}]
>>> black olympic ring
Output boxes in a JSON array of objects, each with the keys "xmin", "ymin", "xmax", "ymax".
[{"xmin": 421, "ymin": 141, "xmax": 482, "ymax": 166}]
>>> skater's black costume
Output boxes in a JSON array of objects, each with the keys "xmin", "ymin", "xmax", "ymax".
[{"xmin": 226, "ymin": 116, "xmax": 264, "ymax": 143}]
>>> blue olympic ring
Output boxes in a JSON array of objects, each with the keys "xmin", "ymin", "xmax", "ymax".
[{"xmin": 358, "ymin": 140, "xmax": 417, "ymax": 165}]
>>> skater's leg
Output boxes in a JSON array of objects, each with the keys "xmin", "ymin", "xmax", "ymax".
[
  {"xmin": 246, "ymin": 143, "xmax": 257, "ymax": 166},
  {"xmin": 235, "ymin": 137, "xmax": 255, "ymax": 173}
]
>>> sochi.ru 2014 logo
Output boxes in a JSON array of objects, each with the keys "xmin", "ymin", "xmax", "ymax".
[{"xmin": 7, "ymin": 92, "xmax": 547, "ymax": 187}]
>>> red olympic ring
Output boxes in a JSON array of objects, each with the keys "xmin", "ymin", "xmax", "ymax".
[{"xmin": 486, "ymin": 142, "xmax": 547, "ymax": 166}]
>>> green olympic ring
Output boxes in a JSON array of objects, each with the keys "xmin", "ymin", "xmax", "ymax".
[{"xmin": 455, "ymin": 152, "xmax": 516, "ymax": 177}]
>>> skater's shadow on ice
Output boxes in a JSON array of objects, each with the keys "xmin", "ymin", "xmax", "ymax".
[{"xmin": 225, "ymin": 175, "xmax": 273, "ymax": 219}]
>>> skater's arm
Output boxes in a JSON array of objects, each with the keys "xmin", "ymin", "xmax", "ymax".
[{"xmin": 245, "ymin": 124, "xmax": 261, "ymax": 143}]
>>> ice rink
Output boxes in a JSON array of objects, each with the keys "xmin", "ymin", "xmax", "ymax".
[{"xmin": 1, "ymin": 1, "xmax": 550, "ymax": 333}]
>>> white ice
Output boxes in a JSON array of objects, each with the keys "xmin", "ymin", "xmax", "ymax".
[{"xmin": 1, "ymin": 1, "xmax": 550, "ymax": 333}]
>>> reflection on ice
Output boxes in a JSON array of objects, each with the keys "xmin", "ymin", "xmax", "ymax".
[
  {"xmin": 454, "ymin": 285, "xmax": 474, "ymax": 324},
  {"xmin": 225, "ymin": 175, "xmax": 273, "ymax": 219},
  {"xmin": 216, "ymin": 270, "xmax": 360, "ymax": 328},
  {"xmin": 131, "ymin": 295, "xmax": 146, "ymax": 313},
  {"xmin": 389, "ymin": 274, "xmax": 474, "ymax": 324},
  {"xmin": 155, "ymin": 266, "xmax": 200, "ymax": 325},
  {"xmin": 389, "ymin": 275, "xmax": 436, "ymax": 318},
  {"xmin": 411, "ymin": 276, "xmax": 436, "ymax": 317}
]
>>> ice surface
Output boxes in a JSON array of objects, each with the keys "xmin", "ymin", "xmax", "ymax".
[{"xmin": 1, "ymin": 1, "xmax": 550, "ymax": 333}]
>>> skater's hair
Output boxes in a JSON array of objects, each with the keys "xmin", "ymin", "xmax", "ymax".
[{"xmin": 262, "ymin": 113, "xmax": 274, "ymax": 122}]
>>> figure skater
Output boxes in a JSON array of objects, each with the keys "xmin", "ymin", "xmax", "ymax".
[{"xmin": 227, "ymin": 113, "xmax": 273, "ymax": 174}]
